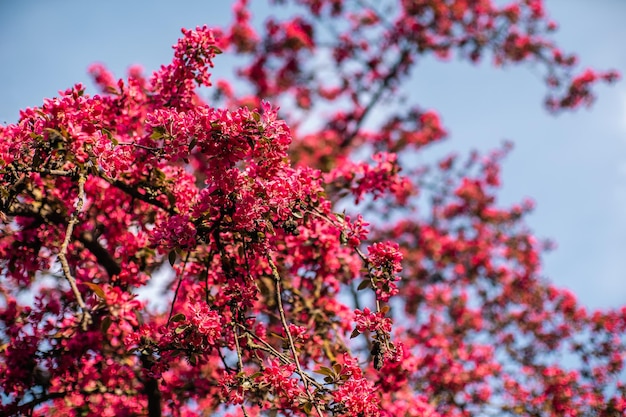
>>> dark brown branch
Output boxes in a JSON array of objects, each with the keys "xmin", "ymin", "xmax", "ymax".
[
  {"xmin": 78, "ymin": 231, "xmax": 122, "ymax": 277},
  {"xmin": 13, "ymin": 391, "xmax": 67, "ymax": 414},
  {"xmin": 141, "ymin": 355, "xmax": 162, "ymax": 417},
  {"xmin": 104, "ymin": 176, "xmax": 178, "ymax": 216},
  {"xmin": 7, "ymin": 202, "xmax": 122, "ymax": 279}
]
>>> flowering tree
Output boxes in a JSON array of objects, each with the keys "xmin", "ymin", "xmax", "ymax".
[{"xmin": 1, "ymin": 0, "xmax": 625, "ymax": 416}]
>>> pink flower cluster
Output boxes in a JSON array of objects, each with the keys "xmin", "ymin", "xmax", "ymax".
[
  {"xmin": 367, "ymin": 241, "xmax": 402, "ymax": 301},
  {"xmin": 354, "ymin": 307, "xmax": 392, "ymax": 333}
]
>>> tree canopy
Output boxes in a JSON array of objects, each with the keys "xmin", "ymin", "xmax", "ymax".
[{"xmin": 1, "ymin": 1, "xmax": 624, "ymax": 416}]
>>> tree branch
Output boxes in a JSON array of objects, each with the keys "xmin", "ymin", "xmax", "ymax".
[
  {"xmin": 141, "ymin": 354, "xmax": 162, "ymax": 417},
  {"xmin": 78, "ymin": 231, "xmax": 122, "ymax": 277},
  {"xmin": 7, "ymin": 202, "xmax": 122, "ymax": 279},
  {"xmin": 340, "ymin": 46, "xmax": 412, "ymax": 148},
  {"xmin": 57, "ymin": 173, "xmax": 91, "ymax": 330},
  {"xmin": 268, "ymin": 256, "xmax": 325, "ymax": 417}
]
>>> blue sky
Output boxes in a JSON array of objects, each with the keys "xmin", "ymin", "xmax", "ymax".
[{"xmin": 1, "ymin": 1, "xmax": 624, "ymax": 309}]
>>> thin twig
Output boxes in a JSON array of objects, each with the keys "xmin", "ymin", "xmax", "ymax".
[
  {"xmin": 237, "ymin": 324, "xmax": 293, "ymax": 365},
  {"xmin": 268, "ymin": 256, "xmax": 325, "ymax": 417},
  {"xmin": 232, "ymin": 324, "xmax": 252, "ymax": 417},
  {"xmin": 233, "ymin": 323, "xmax": 245, "ymax": 372},
  {"xmin": 0, "ymin": 167, "xmax": 76, "ymax": 177},
  {"xmin": 167, "ymin": 251, "xmax": 190, "ymax": 323},
  {"xmin": 236, "ymin": 324, "xmax": 324, "ymax": 391},
  {"xmin": 58, "ymin": 172, "xmax": 91, "ymax": 330},
  {"xmin": 339, "ymin": 46, "xmax": 412, "ymax": 148},
  {"xmin": 116, "ymin": 142, "xmax": 161, "ymax": 152}
]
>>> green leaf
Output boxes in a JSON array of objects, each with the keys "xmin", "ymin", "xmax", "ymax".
[
  {"xmin": 333, "ymin": 363, "xmax": 342, "ymax": 374},
  {"xmin": 188, "ymin": 354, "xmax": 197, "ymax": 366},
  {"xmin": 150, "ymin": 128, "xmax": 164, "ymax": 140},
  {"xmin": 247, "ymin": 136, "xmax": 256, "ymax": 150},
  {"xmin": 314, "ymin": 366, "xmax": 334, "ymax": 376},
  {"xmin": 168, "ymin": 250, "xmax": 177, "ymax": 266},
  {"xmin": 170, "ymin": 313, "xmax": 186, "ymax": 323},
  {"xmin": 154, "ymin": 168, "xmax": 166, "ymax": 181},
  {"xmin": 134, "ymin": 309, "xmax": 145, "ymax": 326},
  {"xmin": 32, "ymin": 152, "xmax": 42, "ymax": 169},
  {"xmin": 175, "ymin": 325, "xmax": 188, "ymax": 334},
  {"xmin": 209, "ymin": 45, "xmax": 223, "ymax": 55},
  {"xmin": 339, "ymin": 231, "xmax": 348, "ymax": 245},
  {"xmin": 101, "ymin": 316, "xmax": 112, "ymax": 334},
  {"xmin": 166, "ymin": 192, "xmax": 176, "ymax": 208},
  {"xmin": 350, "ymin": 329, "xmax": 360, "ymax": 339},
  {"xmin": 102, "ymin": 128, "xmax": 118, "ymax": 146},
  {"xmin": 188, "ymin": 137, "xmax": 197, "ymax": 152},
  {"xmin": 44, "ymin": 127, "xmax": 63, "ymax": 138},
  {"xmin": 84, "ymin": 282, "xmax": 106, "ymax": 299},
  {"xmin": 269, "ymin": 332, "xmax": 285, "ymax": 341},
  {"xmin": 357, "ymin": 279, "xmax": 371, "ymax": 291}
]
